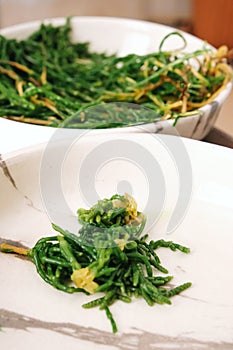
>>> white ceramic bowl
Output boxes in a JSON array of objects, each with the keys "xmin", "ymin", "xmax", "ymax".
[
  {"xmin": 0, "ymin": 16, "xmax": 232, "ymax": 153},
  {"xmin": 1, "ymin": 133, "xmax": 233, "ymax": 345}
]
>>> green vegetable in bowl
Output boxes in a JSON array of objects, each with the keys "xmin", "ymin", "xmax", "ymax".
[
  {"xmin": 0, "ymin": 17, "xmax": 232, "ymax": 128},
  {"xmin": 0, "ymin": 193, "xmax": 191, "ymax": 333}
]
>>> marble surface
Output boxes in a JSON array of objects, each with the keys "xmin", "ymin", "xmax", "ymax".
[{"xmin": 0, "ymin": 133, "xmax": 233, "ymax": 349}]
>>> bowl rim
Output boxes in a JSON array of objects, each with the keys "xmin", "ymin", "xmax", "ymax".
[{"xmin": 0, "ymin": 15, "xmax": 215, "ymax": 40}]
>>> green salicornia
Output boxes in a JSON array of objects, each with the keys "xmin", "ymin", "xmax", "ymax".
[
  {"xmin": 0, "ymin": 193, "xmax": 191, "ymax": 333},
  {"xmin": 0, "ymin": 17, "xmax": 232, "ymax": 128}
]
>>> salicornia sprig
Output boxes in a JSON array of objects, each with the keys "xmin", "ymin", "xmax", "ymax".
[{"xmin": 0, "ymin": 193, "xmax": 192, "ymax": 333}]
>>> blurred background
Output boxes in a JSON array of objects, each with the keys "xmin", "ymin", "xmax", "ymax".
[
  {"xmin": 0, "ymin": 0, "xmax": 232, "ymax": 135},
  {"xmin": 1, "ymin": 0, "xmax": 191, "ymax": 28}
]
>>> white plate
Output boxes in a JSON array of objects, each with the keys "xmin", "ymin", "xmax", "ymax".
[
  {"xmin": 0, "ymin": 16, "xmax": 232, "ymax": 155},
  {"xmin": 0, "ymin": 133, "xmax": 233, "ymax": 349}
]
